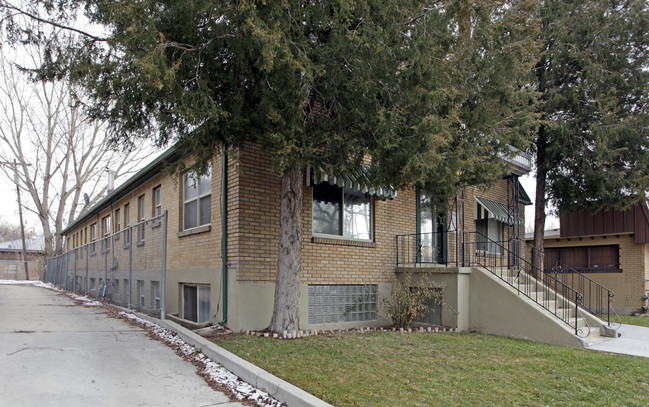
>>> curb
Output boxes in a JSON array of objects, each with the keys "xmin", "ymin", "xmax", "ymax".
[{"xmin": 133, "ymin": 313, "xmax": 333, "ymax": 407}]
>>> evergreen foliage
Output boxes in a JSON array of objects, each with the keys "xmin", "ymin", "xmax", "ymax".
[
  {"xmin": 1, "ymin": 0, "xmax": 540, "ymax": 331},
  {"xmin": 1, "ymin": 0, "xmax": 539, "ymax": 202},
  {"xmin": 534, "ymin": 0, "xmax": 649, "ymax": 216}
]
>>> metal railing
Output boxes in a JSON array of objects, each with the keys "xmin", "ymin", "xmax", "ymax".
[
  {"xmin": 396, "ymin": 230, "xmax": 589, "ymax": 336},
  {"xmin": 45, "ymin": 211, "xmax": 168, "ymax": 319},
  {"xmin": 523, "ymin": 239, "xmax": 619, "ymax": 327}
]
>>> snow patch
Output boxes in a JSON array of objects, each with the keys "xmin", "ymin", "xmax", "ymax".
[
  {"xmin": 67, "ymin": 292, "xmax": 104, "ymax": 307},
  {"xmin": 119, "ymin": 312, "xmax": 285, "ymax": 407},
  {"xmin": 0, "ymin": 280, "xmax": 60, "ymax": 290}
]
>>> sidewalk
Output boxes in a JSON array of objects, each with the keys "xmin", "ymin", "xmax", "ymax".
[
  {"xmin": 585, "ymin": 323, "xmax": 649, "ymax": 358},
  {"xmin": 0, "ymin": 283, "xmax": 247, "ymax": 407}
]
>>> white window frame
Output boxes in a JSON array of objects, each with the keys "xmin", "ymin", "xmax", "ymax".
[
  {"xmin": 137, "ymin": 195, "xmax": 145, "ymax": 244},
  {"xmin": 183, "ymin": 167, "xmax": 212, "ymax": 230},
  {"xmin": 123, "ymin": 203, "xmax": 131, "ymax": 246},
  {"xmin": 101, "ymin": 215, "xmax": 111, "ymax": 251},
  {"xmin": 476, "ymin": 218, "xmax": 503, "ymax": 255},
  {"xmin": 90, "ymin": 223, "xmax": 97, "ymax": 254},
  {"xmin": 312, "ymin": 182, "xmax": 372, "ymax": 241},
  {"xmin": 153, "ymin": 186, "xmax": 162, "ymax": 217}
]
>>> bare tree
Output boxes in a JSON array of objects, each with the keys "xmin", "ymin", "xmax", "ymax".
[
  {"xmin": 0, "ymin": 42, "xmax": 154, "ymax": 256},
  {"xmin": 0, "ymin": 215, "xmax": 36, "ymax": 242}
]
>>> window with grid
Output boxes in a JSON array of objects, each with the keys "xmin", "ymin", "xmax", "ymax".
[
  {"xmin": 90, "ymin": 223, "xmax": 97, "ymax": 254},
  {"xmin": 308, "ymin": 285, "xmax": 377, "ymax": 324},
  {"xmin": 183, "ymin": 168, "xmax": 211, "ymax": 230},
  {"xmin": 101, "ymin": 215, "xmax": 111, "ymax": 251},
  {"xmin": 123, "ymin": 203, "xmax": 131, "ymax": 246},
  {"xmin": 137, "ymin": 195, "xmax": 145, "ymax": 243},
  {"xmin": 153, "ymin": 185, "xmax": 162, "ymax": 216}
]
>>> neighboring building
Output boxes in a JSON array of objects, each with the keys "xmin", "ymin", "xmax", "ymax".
[
  {"xmin": 0, "ymin": 236, "xmax": 46, "ymax": 280},
  {"xmin": 529, "ymin": 204, "xmax": 649, "ymax": 315},
  {"xmin": 59, "ymin": 143, "xmax": 619, "ymax": 347}
]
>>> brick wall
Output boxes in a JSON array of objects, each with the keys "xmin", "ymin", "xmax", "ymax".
[
  {"xmin": 230, "ymin": 143, "xmax": 525, "ymax": 285},
  {"xmin": 542, "ymin": 234, "xmax": 646, "ymax": 314}
]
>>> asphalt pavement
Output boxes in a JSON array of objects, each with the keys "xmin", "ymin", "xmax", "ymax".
[{"xmin": 0, "ymin": 283, "xmax": 246, "ymax": 407}]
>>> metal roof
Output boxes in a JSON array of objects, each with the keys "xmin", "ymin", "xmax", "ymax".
[
  {"xmin": 308, "ymin": 166, "xmax": 397, "ymax": 199},
  {"xmin": 475, "ymin": 196, "xmax": 523, "ymax": 226}
]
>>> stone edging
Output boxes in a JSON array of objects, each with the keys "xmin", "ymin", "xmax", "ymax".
[{"xmin": 136, "ymin": 314, "xmax": 334, "ymax": 407}]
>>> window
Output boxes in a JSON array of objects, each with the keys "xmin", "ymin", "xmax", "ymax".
[
  {"xmin": 545, "ymin": 245, "xmax": 620, "ymax": 273},
  {"xmin": 137, "ymin": 195, "xmax": 145, "ymax": 243},
  {"xmin": 312, "ymin": 181, "xmax": 371, "ymax": 240},
  {"xmin": 183, "ymin": 168, "xmax": 211, "ymax": 230},
  {"xmin": 476, "ymin": 218, "xmax": 503, "ymax": 254},
  {"xmin": 114, "ymin": 208, "xmax": 121, "ymax": 240},
  {"xmin": 151, "ymin": 281, "xmax": 161, "ymax": 310},
  {"xmin": 153, "ymin": 186, "xmax": 162, "ymax": 217},
  {"xmin": 182, "ymin": 285, "xmax": 210, "ymax": 323},
  {"xmin": 308, "ymin": 285, "xmax": 377, "ymax": 324},
  {"xmin": 101, "ymin": 215, "xmax": 111, "ymax": 251},
  {"xmin": 137, "ymin": 280, "xmax": 145, "ymax": 308},
  {"xmin": 123, "ymin": 279, "xmax": 129, "ymax": 304},
  {"xmin": 123, "ymin": 203, "xmax": 131, "ymax": 246},
  {"xmin": 90, "ymin": 223, "xmax": 97, "ymax": 254}
]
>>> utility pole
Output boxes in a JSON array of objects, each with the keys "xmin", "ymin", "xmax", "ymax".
[
  {"xmin": 14, "ymin": 160, "xmax": 30, "ymax": 280},
  {"xmin": 0, "ymin": 159, "xmax": 31, "ymax": 280}
]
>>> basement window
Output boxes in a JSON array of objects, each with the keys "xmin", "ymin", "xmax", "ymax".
[{"xmin": 182, "ymin": 284, "xmax": 211, "ymax": 323}]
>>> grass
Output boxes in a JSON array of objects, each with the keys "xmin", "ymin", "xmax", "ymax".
[
  {"xmin": 214, "ymin": 331, "xmax": 649, "ymax": 407},
  {"xmin": 617, "ymin": 315, "xmax": 649, "ymax": 328}
]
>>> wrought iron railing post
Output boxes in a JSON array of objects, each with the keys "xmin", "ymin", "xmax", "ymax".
[{"xmin": 395, "ymin": 235, "xmax": 399, "ymax": 267}]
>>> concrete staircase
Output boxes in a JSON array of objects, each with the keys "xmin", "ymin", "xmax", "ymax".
[{"xmin": 471, "ymin": 266, "xmax": 614, "ymax": 347}]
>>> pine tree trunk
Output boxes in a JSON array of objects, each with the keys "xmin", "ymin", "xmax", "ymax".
[
  {"xmin": 269, "ymin": 162, "xmax": 303, "ymax": 333},
  {"xmin": 533, "ymin": 127, "xmax": 547, "ymax": 274}
]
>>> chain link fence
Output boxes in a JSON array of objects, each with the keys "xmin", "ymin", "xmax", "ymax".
[{"xmin": 45, "ymin": 212, "xmax": 168, "ymax": 319}]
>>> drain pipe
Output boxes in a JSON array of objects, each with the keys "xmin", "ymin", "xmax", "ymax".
[{"xmin": 218, "ymin": 147, "xmax": 228, "ymax": 325}]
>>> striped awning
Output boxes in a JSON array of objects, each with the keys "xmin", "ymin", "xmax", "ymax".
[
  {"xmin": 307, "ymin": 166, "xmax": 397, "ymax": 200},
  {"xmin": 475, "ymin": 196, "xmax": 523, "ymax": 226}
]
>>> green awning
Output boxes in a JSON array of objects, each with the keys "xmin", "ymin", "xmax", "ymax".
[
  {"xmin": 475, "ymin": 196, "xmax": 523, "ymax": 226},
  {"xmin": 307, "ymin": 166, "xmax": 397, "ymax": 200}
]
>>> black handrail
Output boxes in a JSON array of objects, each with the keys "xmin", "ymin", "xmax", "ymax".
[
  {"xmin": 396, "ymin": 231, "xmax": 589, "ymax": 336},
  {"xmin": 518, "ymin": 239, "xmax": 618, "ymax": 327}
]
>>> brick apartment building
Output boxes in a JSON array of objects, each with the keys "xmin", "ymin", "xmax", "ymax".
[{"xmin": 59, "ymin": 143, "xmax": 533, "ymax": 332}]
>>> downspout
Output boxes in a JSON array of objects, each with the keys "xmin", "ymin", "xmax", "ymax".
[{"xmin": 218, "ymin": 147, "xmax": 228, "ymax": 325}]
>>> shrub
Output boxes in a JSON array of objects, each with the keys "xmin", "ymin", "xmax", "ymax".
[{"xmin": 381, "ymin": 272, "xmax": 447, "ymax": 329}]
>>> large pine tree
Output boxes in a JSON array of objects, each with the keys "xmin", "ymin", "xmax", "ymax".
[
  {"xmin": 532, "ymin": 0, "xmax": 649, "ymax": 263},
  {"xmin": 2, "ymin": 0, "xmax": 539, "ymax": 332}
]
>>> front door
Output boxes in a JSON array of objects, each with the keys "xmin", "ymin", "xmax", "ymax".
[{"xmin": 417, "ymin": 190, "xmax": 446, "ymax": 264}]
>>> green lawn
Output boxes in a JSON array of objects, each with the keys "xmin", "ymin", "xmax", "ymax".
[
  {"xmin": 214, "ymin": 331, "xmax": 649, "ymax": 407},
  {"xmin": 617, "ymin": 315, "xmax": 649, "ymax": 328}
]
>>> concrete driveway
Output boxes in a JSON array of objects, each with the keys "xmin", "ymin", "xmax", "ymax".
[
  {"xmin": 586, "ymin": 323, "xmax": 649, "ymax": 358},
  {"xmin": 0, "ymin": 283, "xmax": 245, "ymax": 406}
]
